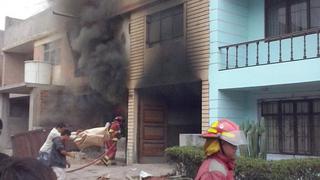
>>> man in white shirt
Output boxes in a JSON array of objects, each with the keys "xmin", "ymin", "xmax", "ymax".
[{"xmin": 38, "ymin": 123, "xmax": 66, "ymax": 166}]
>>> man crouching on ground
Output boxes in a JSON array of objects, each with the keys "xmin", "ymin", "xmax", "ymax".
[
  {"xmin": 50, "ymin": 129, "xmax": 75, "ymax": 180},
  {"xmin": 38, "ymin": 122, "xmax": 66, "ymax": 166}
]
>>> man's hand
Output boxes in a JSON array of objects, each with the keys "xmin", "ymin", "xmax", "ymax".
[{"xmin": 66, "ymin": 161, "xmax": 71, "ymax": 168}]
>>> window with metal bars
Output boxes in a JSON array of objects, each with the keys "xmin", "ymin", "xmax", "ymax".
[
  {"xmin": 146, "ymin": 5, "xmax": 183, "ymax": 47},
  {"xmin": 265, "ymin": 0, "xmax": 320, "ymax": 38},
  {"xmin": 262, "ymin": 99, "xmax": 320, "ymax": 156}
]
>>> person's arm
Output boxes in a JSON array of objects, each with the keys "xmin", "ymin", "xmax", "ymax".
[
  {"xmin": 70, "ymin": 130, "xmax": 83, "ymax": 140},
  {"xmin": 57, "ymin": 147, "xmax": 75, "ymax": 168},
  {"xmin": 53, "ymin": 138, "xmax": 76, "ymax": 159},
  {"xmin": 66, "ymin": 160, "xmax": 71, "ymax": 168},
  {"xmin": 59, "ymin": 150, "xmax": 75, "ymax": 158}
]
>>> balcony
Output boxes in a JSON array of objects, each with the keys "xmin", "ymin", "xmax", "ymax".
[
  {"xmin": 24, "ymin": 61, "xmax": 52, "ymax": 85},
  {"xmin": 216, "ymin": 29, "xmax": 320, "ymax": 90},
  {"xmin": 0, "ymin": 60, "xmax": 54, "ymax": 95},
  {"xmin": 219, "ymin": 28, "xmax": 320, "ymax": 70}
]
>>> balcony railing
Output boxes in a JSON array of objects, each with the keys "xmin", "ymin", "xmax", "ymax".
[{"xmin": 219, "ymin": 28, "xmax": 320, "ymax": 70}]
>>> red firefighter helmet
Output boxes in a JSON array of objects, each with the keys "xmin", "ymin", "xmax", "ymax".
[
  {"xmin": 114, "ymin": 116, "xmax": 123, "ymax": 123},
  {"xmin": 202, "ymin": 119, "xmax": 247, "ymax": 146}
]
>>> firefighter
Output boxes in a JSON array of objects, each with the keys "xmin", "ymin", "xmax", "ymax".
[
  {"xmin": 101, "ymin": 116, "xmax": 123, "ymax": 166},
  {"xmin": 195, "ymin": 119, "xmax": 247, "ymax": 180}
]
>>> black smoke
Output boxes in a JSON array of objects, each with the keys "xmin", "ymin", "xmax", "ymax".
[
  {"xmin": 43, "ymin": 0, "xmax": 128, "ymax": 127},
  {"xmin": 69, "ymin": 0, "xmax": 128, "ymax": 105}
]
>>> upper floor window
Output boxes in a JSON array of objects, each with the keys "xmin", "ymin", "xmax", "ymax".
[
  {"xmin": 266, "ymin": 0, "xmax": 320, "ymax": 38},
  {"xmin": 146, "ymin": 5, "xmax": 183, "ymax": 46},
  {"xmin": 44, "ymin": 40, "xmax": 60, "ymax": 65}
]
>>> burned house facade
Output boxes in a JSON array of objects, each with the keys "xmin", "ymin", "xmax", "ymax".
[
  {"xmin": 0, "ymin": 0, "xmax": 210, "ymax": 163},
  {"xmin": 126, "ymin": 0, "xmax": 209, "ymax": 163}
]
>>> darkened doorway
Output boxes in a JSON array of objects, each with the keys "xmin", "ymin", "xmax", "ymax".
[
  {"xmin": 138, "ymin": 81, "xmax": 201, "ymax": 163},
  {"xmin": 9, "ymin": 96, "xmax": 29, "ymax": 134}
]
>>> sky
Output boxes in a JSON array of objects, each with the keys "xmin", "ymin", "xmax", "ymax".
[{"xmin": 0, "ymin": 0, "xmax": 49, "ymax": 30}]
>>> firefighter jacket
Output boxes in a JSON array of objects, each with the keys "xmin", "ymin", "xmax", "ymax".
[{"xmin": 195, "ymin": 152, "xmax": 235, "ymax": 180}]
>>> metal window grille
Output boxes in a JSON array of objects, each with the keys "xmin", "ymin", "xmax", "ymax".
[{"xmin": 262, "ymin": 99, "xmax": 318, "ymax": 155}]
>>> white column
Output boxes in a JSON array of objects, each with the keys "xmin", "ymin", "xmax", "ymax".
[{"xmin": 126, "ymin": 89, "xmax": 138, "ymax": 164}]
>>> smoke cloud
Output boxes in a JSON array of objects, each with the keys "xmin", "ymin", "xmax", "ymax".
[{"xmin": 42, "ymin": 0, "xmax": 128, "ymax": 127}]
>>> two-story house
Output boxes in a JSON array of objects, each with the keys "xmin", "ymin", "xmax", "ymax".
[
  {"xmin": 0, "ymin": 0, "xmax": 211, "ymax": 163},
  {"xmin": 125, "ymin": 0, "xmax": 210, "ymax": 163},
  {"xmin": 0, "ymin": 10, "xmax": 88, "ymax": 152},
  {"xmin": 211, "ymin": 0, "xmax": 320, "ymax": 159}
]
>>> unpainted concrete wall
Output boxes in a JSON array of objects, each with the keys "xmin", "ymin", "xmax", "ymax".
[
  {"xmin": 0, "ymin": 30, "xmax": 4, "ymax": 48},
  {"xmin": 5, "ymin": 17, "xmax": 23, "ymax": 30},
  {"xmin": 2, "ymin": 53, "xmax": 27, "ymax": 86},
  {"xmin": 3, "ymin": 9, "xmax": 68, "ymax": 50}
]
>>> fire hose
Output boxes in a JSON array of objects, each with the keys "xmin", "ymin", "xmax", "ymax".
[{"xmin": 66, "ymin": 143, "xmax": 116, "ymax": 173}]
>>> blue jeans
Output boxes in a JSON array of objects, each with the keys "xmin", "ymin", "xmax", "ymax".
[{"xmin": 37, "ymin": 151, "xmax": 50, "ymax": 166}]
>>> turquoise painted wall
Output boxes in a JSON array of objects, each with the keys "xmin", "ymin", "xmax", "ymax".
[
  {"xmin": 247, "ymin": 0, "xmax": 264, "ymax": 40},
  {"xmin": 209, "ymin": 0, "xmax": 249, "ymax": 124},
  {"xmin": 209, "ymin": 0, "xmax": 320, "ymax": 125},
  {"xmin": 217, "ymin": 58, "xmax": 320, "ymax": 89},
  {"xmin": 246, "ymin": 94, "xmax": 257, "ymax": 122}
]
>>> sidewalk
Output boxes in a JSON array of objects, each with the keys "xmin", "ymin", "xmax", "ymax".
[
  {"xmin": 66, "ymin": 138, "xmax": 176, "ymax": 180},
  {"xmin": 67, "ymin": 163, "xmax": 176, "ymax": 180},
  {"xmin": 66, "ymin": 145, "xmax": 176, "ymax": 180}
]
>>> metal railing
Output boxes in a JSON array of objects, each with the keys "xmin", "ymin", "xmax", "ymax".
[{"xmin": 219, "ymin": 28, "xmax": 320, "ymax": 70}]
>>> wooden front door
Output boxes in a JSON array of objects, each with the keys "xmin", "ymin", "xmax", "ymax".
[{"xmin": 139, "ymin": 95, "xmax": 167, "ymax": 163}]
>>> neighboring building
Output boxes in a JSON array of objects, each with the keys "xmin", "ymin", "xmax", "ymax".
[
  {"xmin": 210, "ymin": 0, "xmax": 320, "ymax": 158},
  {"xmin": 0, "ymin": 10, "xmax": 87, "ymax": 151},
  {"xmin": 126, "ymin": 0, "xmax": 209, "ymax": 163}
]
